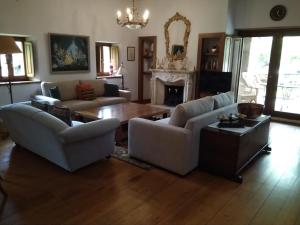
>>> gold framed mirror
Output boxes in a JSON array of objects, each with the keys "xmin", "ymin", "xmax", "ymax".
[{"xmin": 164, "ymin": 12, "xmax": 191, "ymax": 61}]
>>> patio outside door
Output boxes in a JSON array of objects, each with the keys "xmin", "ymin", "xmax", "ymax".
[
  {"xmin": 236, "ymin": 29, "xmax": 300, "ymax": 120},
  {"xmin": 274, "ymin": 36, "xmax": 300, "ymax": 114},
  {"xmin": 236, "ymin": 37, "xmax": 273, "ymax": 105}
]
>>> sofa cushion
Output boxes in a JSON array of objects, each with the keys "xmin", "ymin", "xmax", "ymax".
[
  {"xmin": 80, "ymin": 80, "xmax": 106, "ymax": 97},
  {"xmin": 76, "ymin": 83, "xmax": 96, "ymax": 100},
  {"xmin": 213, "ymin": 91, "xmax": 234, "ymax": 109},
  {"xmin": 31, "ymin": 99, "xmax": 49, "ymax": 112},
  {"xmin": 48, "ymin": 105, "xmax": 72, "ymax": 126},
  {"xmin": 103, "ymin": 83, "xmax": 120, "ymax": 97},
  {"xmin": 41, "ymin": 80, "xmax": 79, "ymax": 101},
  {"xmin": 49, "ymin": 86, "xmax": 61, "ymax": 100},
  {"xmin": 93, "ymin": 97, "xmax": 127, "ymax": 106},
  {"xmin": 169, "ymin": 96, "xmax": 214, "ymax": 127}
]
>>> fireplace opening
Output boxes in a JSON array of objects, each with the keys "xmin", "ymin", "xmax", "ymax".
[{"xmin": 164, "ymin": 85, "xmax": 184, "ymax": 106}]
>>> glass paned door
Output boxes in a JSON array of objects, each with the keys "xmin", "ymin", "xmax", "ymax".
[
  {"xmin": 275, "ymin": 36, "xmax": 300, "ymax": 114},
  {"xmin": 237, "ymin": 37, "xmax": 273, "ymax": 104}
]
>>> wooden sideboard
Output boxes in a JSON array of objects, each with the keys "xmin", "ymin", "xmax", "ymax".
[{"xmin": 199, "ymin": 115, "xmax": 271, "ymax": 183}]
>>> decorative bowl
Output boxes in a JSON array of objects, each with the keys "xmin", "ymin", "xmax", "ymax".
[{"xmin": 238, "ymin": 103, "xmax": 264, "ymax": 119}]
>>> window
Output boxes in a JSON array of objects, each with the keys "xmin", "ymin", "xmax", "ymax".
[
  {"xmin": 0, "ymin": 37, "xmax": 34, "ymax": 82},
  {"xmin": 95, "ymin": 43, "xmax": 119, "ymax": 76}
]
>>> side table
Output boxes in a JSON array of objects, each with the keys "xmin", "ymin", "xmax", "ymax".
[{"xmin": 199, "ymin": 115, "xmax": 271, "ymax": 183}]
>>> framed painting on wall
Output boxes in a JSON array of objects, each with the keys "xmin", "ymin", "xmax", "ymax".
[
  {"xmin": 49, "ymin": 33, "xmax": 90, "ymax": 73},
  {"xmin": 127, "ymin": 46, "xmax": 135, "ymax": 61}
]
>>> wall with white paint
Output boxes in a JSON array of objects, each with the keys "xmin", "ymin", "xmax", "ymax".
[
  {"xmin": 0, "ymin": 0, "xmax": 138, "ymax": 104},
  {"xmin": 1, "ymin": 0, "xmax": 299, "ymax": 105},
  {"xmin": 233, "ymin": 0, "xmax": 300, "ymax": 29},
  {"xmin": 138, "ymin": 0, "xmax": 229, "ymax": 98}
]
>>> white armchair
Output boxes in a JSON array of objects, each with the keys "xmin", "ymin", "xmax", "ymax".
[{"xmin": 0, "ymin": 103, "xmax": 120, "ymax": 172}]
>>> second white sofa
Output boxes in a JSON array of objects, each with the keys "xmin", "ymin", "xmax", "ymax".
[{"xmin": 128, "ymin": 92, "xmax": 238, "ymax": 175}]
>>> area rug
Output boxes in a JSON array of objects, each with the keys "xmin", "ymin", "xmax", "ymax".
[{"xmin": 112, "ymin": 146, "xmax": 151, "ymax": 170}]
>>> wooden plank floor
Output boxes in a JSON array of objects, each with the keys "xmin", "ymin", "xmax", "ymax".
[{"xmin": 0, "ymin": 122, "xmax": 300, "ymax": 225}]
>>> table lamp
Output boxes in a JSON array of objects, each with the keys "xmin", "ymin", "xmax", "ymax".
[
  {"xmin": 117, "ymin": 62, "xmax": 128, "ymax": 90},
  {"xmin": 0, "ymin": 36, "xmax": 22, "ymax": 104}
]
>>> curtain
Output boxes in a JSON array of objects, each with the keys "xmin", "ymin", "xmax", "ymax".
[{"xmin": 111, "ymin": 45, "xmax": 119, "ymax": 72}]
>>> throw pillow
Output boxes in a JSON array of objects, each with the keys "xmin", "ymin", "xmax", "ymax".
[
  {"xmin": 48, "ymin": 105, "xmax": 72, "ymax": 126},
  {"xmin": 212, "ymin": 91, "xmax": 234, "ymax": 109},
  {"xmin": 103, "ymin": 83, "xmax": 120, "ymax": 97},
  {"xmin": 31, "ymin": 99, "xmax": 49, "ymax": 112},
  {"xmin": 76, "ymin": 83, "xmax": 96, "ymax": 100},
  {"xmin": 49, "ymin": 86, "xmax": 61, "ymax": 100}
]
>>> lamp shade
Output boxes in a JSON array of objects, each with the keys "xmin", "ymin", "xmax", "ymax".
[
  {"xmin": 117, "ymin": 63, "xmax": 127, "ymax": 75},
  {"xmin": 0, "ymin": 36, "xmax": 22, "ymax": 54}
]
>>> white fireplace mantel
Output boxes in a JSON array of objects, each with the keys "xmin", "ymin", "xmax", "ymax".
[{"xmin": 150, "ymin": 69, "xmax": 196, "ymax": 105}]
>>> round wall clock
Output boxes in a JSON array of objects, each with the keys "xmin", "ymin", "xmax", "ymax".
[{"xmin": 270, "ymin": 5, "xmax": 287, "ymax": 21}]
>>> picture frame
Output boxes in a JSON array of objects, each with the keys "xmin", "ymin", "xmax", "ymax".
[
  {"xmin": 127, "ymin": 46, "xmax": 135, "ymax": 61},
  {"xmin": 49, "ymin": 33, "xmax": 90, "ymax": 73}
]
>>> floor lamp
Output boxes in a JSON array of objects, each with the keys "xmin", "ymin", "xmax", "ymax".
[
  {"xmin": 117, "ymin": 62, "xmax": 128, "ymax": 90},
  {"xmin": 0, "ymin": 36, "xmax": 21, "ymax": 196},
  {"xmin": 0, "ymin": 36, "xmax": 22, "ymax": 104}
]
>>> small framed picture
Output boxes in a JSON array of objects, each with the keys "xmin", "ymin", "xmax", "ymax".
[
  {"xmin": 172, "ymin": 45, "xmax": 184, "ymax": 56},
  {"xmin": 127, "ymin": 46, "xmax": 135, "ymax": 61}
]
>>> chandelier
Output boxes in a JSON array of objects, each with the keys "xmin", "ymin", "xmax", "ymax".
[{"xmin": 116, "ymin": 0, "xmax": 149, "ymax": 30}]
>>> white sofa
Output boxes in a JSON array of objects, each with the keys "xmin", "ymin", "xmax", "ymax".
[
  {"xmin": 128, "ymin": 92, "xmax": 238, "ymax": 175},
  {"xmin": 0, "ymin": 103, "xmax": 120, "ymax": 172},
  {"xmin": 34, "ymin": 79, "xmax": 131, "ymax": 111}
]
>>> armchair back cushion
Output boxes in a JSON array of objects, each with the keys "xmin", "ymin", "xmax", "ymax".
[
  {"xmin": 169, "ymin": 96, "xmax": 214, "ymax": 127},
  {"xmin": 212, "ymin": 91, "xmax": 234, "ymax": 109}
]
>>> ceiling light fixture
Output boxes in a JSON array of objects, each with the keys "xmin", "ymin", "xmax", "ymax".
[{"xmin": 116, "ymin": 0, "xmax": 149, "ymax": 30}]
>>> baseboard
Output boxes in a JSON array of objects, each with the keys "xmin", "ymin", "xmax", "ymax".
[{"xmin": 271, "ymin": 117, "xmax": 300, "ymax": 126}]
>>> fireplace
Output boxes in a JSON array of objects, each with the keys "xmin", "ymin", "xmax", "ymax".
[
  {"xmin": 164, "ymin": 85, "xmax": 184, "ymax": 106},
  {"xmin": 151, "ymin": 69, "xmax": 196, "ymax": 105}
]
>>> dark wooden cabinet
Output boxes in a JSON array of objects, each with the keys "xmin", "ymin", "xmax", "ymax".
[
  {"xmin": 196, "ymin": 32, "xmax": 226, "ymax": 98},
  {"xmin": 138, "ymin": 36, "xmax": 157, "ymax": 103},
  {"xmin": 199, "ymin": 116, "xmax": 271, "ymax": 183},
  {"xmin": 197, "ymin": 32, "xmax": 226, "ymax": 72}
]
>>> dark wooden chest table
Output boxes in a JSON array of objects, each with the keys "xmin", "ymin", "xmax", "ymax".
[{"xmin": 199, "ymin": 115, "xmax": 271, "ymax": 183}]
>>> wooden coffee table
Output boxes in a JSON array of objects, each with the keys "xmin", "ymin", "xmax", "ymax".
[
  {"xmin": 75, "ymin": 103, "xmax": 170, "ymax": 144},
  {"xmin": 199, "ymin": 115, "xmax": 271, "ymax": 183},
  {"xmin": 75, "ymin": 102, "xmax": 170, "ymax": 124}
]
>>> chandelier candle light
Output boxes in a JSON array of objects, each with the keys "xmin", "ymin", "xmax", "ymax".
[{"xmin": 116, "ymin": 0, "xmax": 149, "ymax": 29}]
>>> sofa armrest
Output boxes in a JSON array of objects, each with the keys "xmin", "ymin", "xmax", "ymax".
[
  {"xmin": 128, "ymin": 118, "xmax": 193, "ymax": 175},
  {"xmin": 119, "ymin": 89, "xmax": 131, "ymax": 101},
  {"xmin": 129, "ymin": 118, "xmax": 190, "ymax": 143},
  {"xmin": 32, "ymin": 95, "xmax": 62, "ymax": 106},
  {"xmin": 59, "ymin": 118, "xmax": 120, "ymax": 144}
]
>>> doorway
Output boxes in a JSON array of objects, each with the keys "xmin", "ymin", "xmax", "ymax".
[
  {"xmin": 236, "ymin": 37, "xmax": 273, "ymax": 105},
  {"xmin": 236, "ymin": 29, "xmax": 300, "ymax": 120},
  {"xmin": 274, "ymin": 36, "xmax": 300, "ymax": 114}
]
